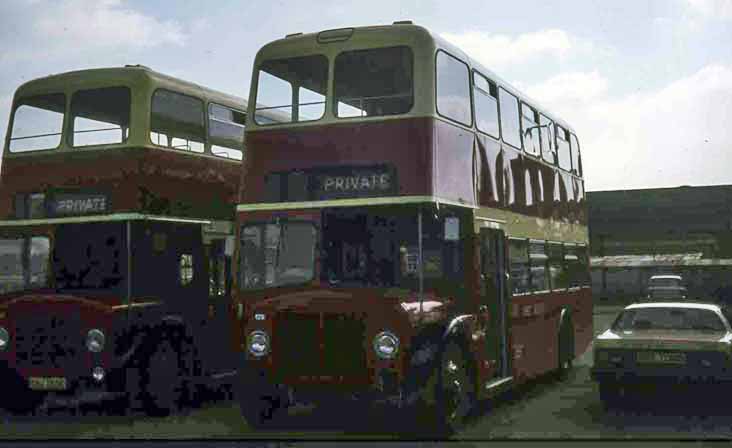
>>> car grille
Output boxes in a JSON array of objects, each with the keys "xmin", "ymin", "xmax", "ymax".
[
  {"xmin": 274, "ymin": 311, "xmax": 367, "ymax": 378},
  {"xmin": 14, "ymin": 313, "xmax": 83, "ymax": 371}
]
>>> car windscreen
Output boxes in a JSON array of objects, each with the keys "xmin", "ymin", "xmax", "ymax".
[{"xmin": 613, "ymin": 307, "xmax": 726, "ymax": 332}]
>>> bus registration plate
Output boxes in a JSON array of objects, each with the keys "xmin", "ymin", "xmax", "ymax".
[
  {"xmin": 636, "ymin": 351, "xmax": 686, "ymax": 365},
  {"xmin": 29, "ymin": 377, "xmax": 68, "ymax": 391}
]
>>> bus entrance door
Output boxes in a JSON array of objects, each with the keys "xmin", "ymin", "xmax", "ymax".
[
  {"xmin": 478, "ymin": 226, "xmax": 512, "ymax": 396},
  {"xmin": 205, "ymin": 238, "xmax": 236, "ymax": 377}
]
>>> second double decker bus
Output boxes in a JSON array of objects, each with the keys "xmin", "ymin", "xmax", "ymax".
[
  {"xmin": 232, "ymin": 23, "xmax": 592, "ymax": 431},
  {"xmin": 0, "ymin": 66, "xmax": 245, "ymax": 415}
]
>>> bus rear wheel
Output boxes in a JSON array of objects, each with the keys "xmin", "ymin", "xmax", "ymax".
[
  {"xmin": 434, "ymin": 342, "xmax": 475, "ymax": 434},
  {"xmin": 141, "ymin": 339, "xmax": 190, "ymax": 416},
  {"xmin": 235, "ymin": 371, "xmax": 286, "ymax": 429}
]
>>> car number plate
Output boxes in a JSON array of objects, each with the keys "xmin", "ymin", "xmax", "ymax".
[
  {"xmin": 636, "ymin": 351, "xmax": 686, "ymax": 365},
  {"xmin": 28, "ymin": 376, "xmax": 68, "ymax": 391}
]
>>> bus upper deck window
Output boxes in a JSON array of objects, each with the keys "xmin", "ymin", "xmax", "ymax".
[
  {"xmin": 71, "ymin": 87, "xmax": 131, "ymax": 147},
  {"xmin": 150, "ymin": 89, "xmax": 205, "ymax": 153},
  {"xmin": 254, "ymin": 55, "xmax": 328, "ymax": 125},
  {"xmin": 436, "ymin": 51, "xmax": 471, "ymax": 126},
  {"xmin": 540, "ymin": 113, "xmax": 555, "ymax": 165},
  {"xmin": 9, "ymin": 93, "xmax": 66, "ymax": 152},
  {"xmin": 570, "ymin": 133, "xmax": 582, "ymax": 177},
  {"xmin": 334, "ymin": 46, "xmax": 413, "ymax": 118},
  {"xmin": 521, "ymin": 103, "xmax": 540, "ymax": 157},
  {"xmin": 209, "ymin": 103, "xmax": 245, "ymax": 160},
  {"xmin": 556, "ymin": 125, "xmax": 571, "ymax": 171}
]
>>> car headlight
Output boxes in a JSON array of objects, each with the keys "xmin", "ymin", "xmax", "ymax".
[
  {"xmin": 86, "ymin": 329, "xmax": 105, "ymax": 353},
  {"xmin": 373, "ymin": 331, "xmax": 400, "ymax": 359},
  {"xmin": 0, "ymin": 327, "xmax": 8, "ymax": 351},
  {"xmin": 247, "ymin": 330, "xmax": 270, "ymax": 358}
]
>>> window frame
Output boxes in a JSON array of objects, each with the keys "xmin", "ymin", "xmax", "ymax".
[
  {"xmin": 555, "ymin": 123, "xmax": 572, "ymax": 172},
  {"xmin": 434, "ymin": 49, "xmax": 474, "ymax": 128},
  {"xmin": 149, "ymin": 88, "xmax": 206, "ymax": 153},
  {"xmin": 207, "ymin": 102, "xmax": 246, "ymax": 160},
  {"xmin": 471, "ymin": 69, "xmax": 500, "ymax": 139},
  {"xmin": 539, "ymin": 113, "xmax": 556, "ymax": 165},
  {"xmin": 520, "ymin": 102, "xmax": 541, "ymax": 158},
  {"xmin": 8, "ymin": 93, "xmax": 67, "ymax": 153},
  {"xmin": 253, "ymin": 53, "xmax": 330, "ymax": 126},
  {"xmin": 179, "ymin": 253, "xmax": 195, "ymax": 286},
  {"xmin": 239, "ymin": 219, "xmax": 319, "ymax": 291},
  {"xmin": 570, "ymin": 132, "xmax": 582, "ymax": 177},
  {"xmin": 333, "ymin": 45, "xmax": 415, "ymax": 120},
  {"xmin": 498, "ymin": 87, "xmax": 522, "ymax": 150},
  {"xmin": 508, "ymin": 236, "xmax": 531, "ymax": 296},
  {"xmin": 69, "ymin": 86, "xmax": 132, "ymax": 149}
]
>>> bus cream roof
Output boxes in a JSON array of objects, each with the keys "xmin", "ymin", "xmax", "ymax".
[
  {"xmin": 253, "ymin": 23, "xmax": 575, "ymax": 134},
  {"xmin": 13, "ymin": 65, "xmax": 247, "ymax": 111}
]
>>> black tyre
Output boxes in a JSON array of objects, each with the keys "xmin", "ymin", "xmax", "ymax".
[
  {"xmin": 599, "ymin": 382, "xmax": 624, "ymax": 410},
  {"xmin": 434, "ymin": 342, "xmax": 476, "ymax": 435},
  {"xmin": 140, "ymin": 337, "xmax": 191, "ymax": 416},
  {"xmin": 557, "ymin": 320, "xmax": 574, "ymax": 380},
  {"xmin": 235, "ymin": 371, "xmax": 286, "ymax": 430}
]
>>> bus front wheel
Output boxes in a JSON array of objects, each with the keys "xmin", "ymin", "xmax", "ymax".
[{"xmin": 434, "ymin": 342, "xmax": 476, "ymax": 434}]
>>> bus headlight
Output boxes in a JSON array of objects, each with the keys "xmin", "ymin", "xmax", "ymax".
[
  {"xmin": 86, "ymin": 329, "xmax": 105, "ymax": 353},
  {"xmin": 248, "ymin": 330, "xmax": 270, "ymax": 358},
  {"xmin": 0, "ymin": 327, "xmax": 9, "ymax": 351},
  {"xmin": 373, "ymin": 331, "xmax": 400, "ymax": 359}
]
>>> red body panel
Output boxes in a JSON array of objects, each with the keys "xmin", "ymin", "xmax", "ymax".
[
  {"xmin": 242, "ymin": 117, "xmax": 586, "ymax": 225},
  {"xmin": 0, "ymin": 147, "xmax": 239, "ymax": 220}
]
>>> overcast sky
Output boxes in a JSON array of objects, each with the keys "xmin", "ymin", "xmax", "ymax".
[{"xmin": 1, "ymin": 0, "xmax": 731, "ymax": 191}]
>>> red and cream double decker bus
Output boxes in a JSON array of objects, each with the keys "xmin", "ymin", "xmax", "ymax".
[
  {"xmin": 232, "ymin": 23, "xmax": 592, "ymax": 431},
  {"xmin": 0, "ymin": 66, "xmax": 246, "ymax": 415}
]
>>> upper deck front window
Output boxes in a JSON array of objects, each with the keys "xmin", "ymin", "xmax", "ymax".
[
  {"xmin": 71, "ymin": 87, "xmax": 131, "ymax": 147},
  {"xmin": 334, "ymin": 46, "xmax": 413, "ymax": 118},
  {"xmin": 254, "ymin": 55, "xmax": 328, "ymax": 125},
  {"xmin": 9, "ymin": 93, "xmax": 65, "ymax": 152}
]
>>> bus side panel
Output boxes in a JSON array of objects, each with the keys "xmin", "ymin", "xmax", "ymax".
[
  {"xmin": 475, "ymin": 134, "xmax": 503, "ymax": 207},
  {"xmin": 509, "ymin": 293, "xmax": 556, "ymax": 380},
  {"xmin": 573, "ymin": 287, "xmax": 593, "ymax": 358},
  {"xmin": 433, "ymin": 120, "xmax": 476, "ymax": 206}
]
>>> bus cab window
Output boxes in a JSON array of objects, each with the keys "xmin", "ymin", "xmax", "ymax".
[
  {"xmin": 179, "ymin": 254, "xmax": 194, "ymax": 286},
  {"xmin": 71, "ymin": 87, "xmax": 131, "ymax": 147}
]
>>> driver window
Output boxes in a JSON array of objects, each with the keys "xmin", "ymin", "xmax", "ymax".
[{"xmin": 179, "ymin": 253, "xmax": 194, "ymax": 286}]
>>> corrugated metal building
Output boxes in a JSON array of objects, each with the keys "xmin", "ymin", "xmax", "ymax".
[{"xmin": 588, "ymin": 185, "xmax": 732, "ymax": 300}]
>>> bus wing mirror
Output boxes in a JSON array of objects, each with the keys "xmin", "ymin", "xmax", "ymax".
[{"xmin": 225, "ymin": 236, "xmax": 235, "ymax": 257}]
